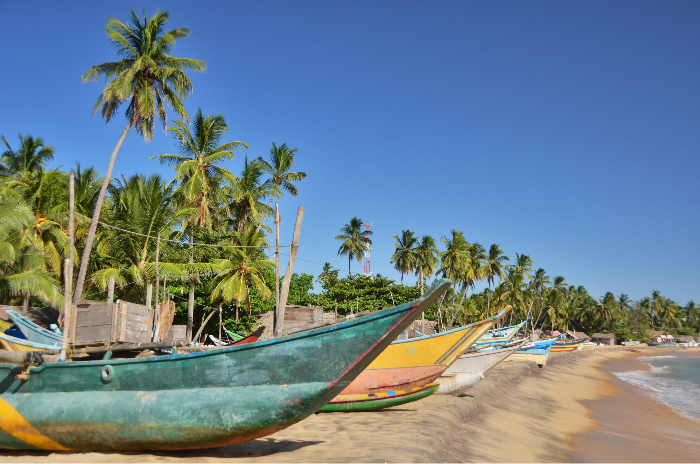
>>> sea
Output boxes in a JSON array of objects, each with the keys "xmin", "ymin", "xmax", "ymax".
[{"xmin": 613, "ymin": 353, "xmax": 700, "ymax": 423}]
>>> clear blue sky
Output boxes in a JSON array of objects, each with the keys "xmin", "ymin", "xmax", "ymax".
[{"xmin": 1, "ymin": 1, "xmax": 698, "ymax": 304}]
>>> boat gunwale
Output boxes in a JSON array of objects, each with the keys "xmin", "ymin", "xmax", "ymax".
[{"xmin": 390, "ymin": 308, "xmax": 507, "ymax": 345}]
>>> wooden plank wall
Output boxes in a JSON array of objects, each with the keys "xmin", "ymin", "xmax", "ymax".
[
  {"xmin": 163, "ymin": 325, "xmax": 186, "ymax": 343},
  {"xmin": 71, "ymin": 300, "xmax": 152, "ymax": 344},
  {"xmin": 283, "ymin": 306, "xmax": 323, "ymax": 332},
  {"xmin": 72, "ymin": 302, "xmax": 114, "ymax": 344}
]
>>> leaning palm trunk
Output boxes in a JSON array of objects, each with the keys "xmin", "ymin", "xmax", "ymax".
[
  {"xmin": 254, "ymin": 196, "xmax": 275, "ymax": 234},
  {"xmin": 73, "ymin": 121, "xmax": 132, "ymax": 303},
  {"xmin": 186, "ymin": 234, "xmax": 194, "ymax": 342}
]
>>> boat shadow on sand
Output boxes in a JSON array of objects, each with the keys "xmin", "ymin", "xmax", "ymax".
[{"xmin": 0, "ymin": 438, "xmax": 322, "ymax": 459}]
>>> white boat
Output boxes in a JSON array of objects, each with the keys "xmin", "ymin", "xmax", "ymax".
[{"xmin": 435, "ymin": 340, "xmax": 526, "ymax": 394}]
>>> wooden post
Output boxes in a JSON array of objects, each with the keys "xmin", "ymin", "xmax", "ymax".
[
  {"xmin": 60, "ymin": 259, "xmax": 71, "ymax": 361},
  {"xmin": 146, "ymin": 284, "xmax": 153, "ymax": 309},
  {"xmin": 218, "ymin": 304, "xmax": 222, "ymax": 345},
  {"xmin": 154, "ymin": 232, "xmax": 160, "ymax": 315},
  {"xmin": 107, "ymin": 275, "xmax": 115, "ymax": 303},
  {"xmin": 61, "ymin": 170, "xmax": 75, "ymax": 359},
  {"xmin": 275, "ymin": 206, "xmax": 304, "ymax": 338},
  {"xmin": 273, "ymin": 202, "xmax": 281, "ymax": 335},
  {"xmin": 355, "ymin": 297, "xmax": 359, "ymax": 314}
]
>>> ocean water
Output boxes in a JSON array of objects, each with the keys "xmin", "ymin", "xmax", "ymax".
[{"xmin": 613, "ymin": 354, "xmax": 700, "ymax": 423}]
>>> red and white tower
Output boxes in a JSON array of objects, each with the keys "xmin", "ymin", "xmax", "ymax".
[{"xmin": 363, "ymin": 223, "xmax": 372, "ymax": 276}]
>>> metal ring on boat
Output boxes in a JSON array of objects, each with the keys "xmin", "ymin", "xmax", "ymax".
[{"xmin": 101, "ymin": 365, "xmax": 114, "ymax": 383}]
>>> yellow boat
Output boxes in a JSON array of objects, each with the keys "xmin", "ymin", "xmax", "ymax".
[{"xmin": 339, "ymin": 307, "xmax": 509, "ymax": 394}]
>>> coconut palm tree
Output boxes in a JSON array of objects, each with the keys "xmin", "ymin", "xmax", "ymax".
[
  {"xmin": 530, "ymin": 268, "xmax": 551, "ymax": 329},
  {"xmin": 649, "ymin": 290, "xmax": 662, "ymax": 330},
  {"xmin": 150, "ymin": 109, "xmax": 247, "ymax": 229},
  {"xmin": 209, "ymin": 224, "xmax": 273, "ymax": 318},
  {"xmin": 0, "ymin": 188, "xmax": 62, "ymax": 309},
  {"xmin": 390, "ymin": 230, "xmax": 418, "ymax": 284},
  {"xmin": 594, "ymin": 292, "xmax": 619, "ymax": 331},
  {"xmin": 91, "ymin": 174, "xmax": 196, "ymax": 299},
  {"xmin": 255, "ymin": 142, "xmax": 306, "ymax": 232},
  {"xmin": 484, "ymin": 244, "xmax": 509, "ymax": 316},
  {"xmin": 226, "ymin": 158, "xmax": 275, "ymax": 233},
  {"xmin": 76, "ymin": 8, "xmax": 205, "ymax": 303},
  {"xmin": 438, "ymin": 230, "xmax": 469, "ymax": 289},
  {"xmin": 0, "ymin": 134, "xmax": 55, "ymax": 181},
  {"xmin": 414, "ymin": 235, "xmax": 438, "ymax": 292},
  {"xmin": 150, "ymin": 109, "xmax": 246, "ymax": 341},
  {"xmin": 509, "ymin": 253, "xmax": 534, "ymax": 282},
  {"xmin": 336, "ymin": 217, "xmax": 371, "ymax": 276}
]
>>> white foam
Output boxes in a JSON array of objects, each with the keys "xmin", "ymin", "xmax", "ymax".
[
  {"xmin": 613, "ymin": 370, "xmax": 700, "ymax": 423},
  {"xmin": 637, "ymin": 355, "xmax": 677, "ymax": 362}
]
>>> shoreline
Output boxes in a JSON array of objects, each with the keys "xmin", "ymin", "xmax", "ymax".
[
  {"xmin": 570, "ymin": 348, "xmax": 700, "ymax": 463},
  {"xmin": 0, "ymin": 346, "xmax": 695, "ymax": 462}
]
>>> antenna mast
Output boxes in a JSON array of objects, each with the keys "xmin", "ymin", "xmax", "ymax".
[{"xmin": 363, "ymin": 223, "xmax": 372, "ymax": 276}]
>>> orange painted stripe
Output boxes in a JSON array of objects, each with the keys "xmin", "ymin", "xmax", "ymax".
[{"xmin": 0, "ymin": 398, "xmax": 71, "ymax": 451}]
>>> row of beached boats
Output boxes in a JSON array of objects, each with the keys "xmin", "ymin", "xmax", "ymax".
[{"xmin": 0, "ymin": 280, "xmax": 588, "ymax": 451}]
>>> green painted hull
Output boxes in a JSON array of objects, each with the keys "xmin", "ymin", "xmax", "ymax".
[
  {"xmin": 319, "ymin": 384, "xmax": 439, "ymax": 413},
  {"xmin": 0, "ymin": 280, "xmax": 451, "ymax": 451}
]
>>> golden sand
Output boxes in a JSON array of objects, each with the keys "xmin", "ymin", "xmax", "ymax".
[{"xmin": 0, "ymin": 346, "xmax": 694, "ymax": 462}]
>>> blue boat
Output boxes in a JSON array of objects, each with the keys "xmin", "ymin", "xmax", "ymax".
[
  {"xmin": 505, "ymin": 343, "xmax": 553, "ymax": 367},
  {"xmin": 6, "ymin": 309, "xmax": 62, "ymax": 347},
  {"xmin": 474, "ymin": 317, "xmax": 529, "ymax": 349}
]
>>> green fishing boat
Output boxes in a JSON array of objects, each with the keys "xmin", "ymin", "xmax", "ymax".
[
  {"xmin": 319, "ymin": 383, "xmax": 439, "ymax": 412},
  {"xmin": 0, "ymin": 280, "xmax": 451, "ymax": 451}
]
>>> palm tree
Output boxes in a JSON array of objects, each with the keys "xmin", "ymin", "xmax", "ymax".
[
  {"xmin": 0, "ymin": 134, "xmax": 55, "ymax": 181},
  {"xmin": 151, "ymin": 109, "xmax": 246, "ymax": 341},
  {"xmin": 595, "ymin": 292, "xmax": 619, "ymax": 331},
  {"xmin": 414, "ymin": 235, "xmax": 438, "ymax": 292},
  {"xmin": 530, "ymin": 268, "xmax": 551, "ymax": 330},
  {"xmin": 255, "ymin": 142, "xmax": 306, "ymax": 232},
  {"xmin": 76, "ymin": 8, "xmax": 205, "ymax": 302},
  {"xmin": 509, "ymin": 253, "xmax": 534, "ymax": 282},
  {"xmin": 335, "ymin": 217, "xmax": 371, "ymax": 276},
  {"xmin": 390, "ymin": 230, "xmax": 418, "ymax": 284},
  {"xmin": 226, "ymin": 158, "xmax": 275, "ymax": 232},
  {"xmin": 649, "ymin": 290, "xmax": 662, "ymax": 330},
  {"xmin": 151, "ymin": 109, "xmax": 247, "ymax": 228},
  {"xmin": 0, "ymin": 189, "xmax": 62, "ymax": 310},
  {"xmin": 91, "ymin": 174, "xmax": 196, "ymax": 299},
  {"xmin": 438, "ymin": 230, "xmax": 469, "ymax": 289},
  {"xmin": 484, "ymin": 244, "xmax": 509, "ymax": 316},
  {"xmin": 209, "ymin": 224, "xmax": 273, "ymax": 318}
]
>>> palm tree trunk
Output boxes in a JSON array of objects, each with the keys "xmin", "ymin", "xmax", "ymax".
[
  {"xmin": 22, "ymin": 293, "xmax": 29, "ymax": 315},
  {"xmin": 487, "ymin": 280, "xmax": 491, "ymax": 318},
  {"xmin": 73, "ymin": 120, "xmax": 132, "ymax": 303},
  {"xmin": 254, "ymin": 196, "xmax": 275, "ymax": 233},
  {"xmin": 348, "ymin": 256, "xmax": 351, "ymax": 276},
  {"xmin": 186, "ymin": 232, "xmax": 195, "ymax": 342}
]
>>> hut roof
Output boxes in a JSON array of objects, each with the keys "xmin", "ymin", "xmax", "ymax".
[
  {"xmin": 648, "ymin": 330, "xmax": 668, "ymax": 337},
  {"xmin": 678, "ymin": 335, "xmax": 698, "ymax": 343},
  {"xmin": 591, "ymin": 333, "xmax": 615, "ymax": 339},
  {"xmin": 0, "ymin": 305, "xmax": 60, "ymax": 328},
  {"xmin": 569, "ymin": 331, "xmax": 589, "ymax": 339}
]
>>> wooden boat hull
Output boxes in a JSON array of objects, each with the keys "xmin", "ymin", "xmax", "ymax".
[
  {"xmin": 647, "ymin": 342, "xmax": 679, "ymax": 346},
  {"xmin": 436, "ymin": 342, "xmax": 524, "ymax": 394},
  {"xmin": 319, "ymin": 383, "xmax": 439, "ymax": 412},
  {"xmin": 0, "ymin": 332, "xmax": 54, "ymax": 352},
  {"xmin": 474, "ymin": 319, "xmax": 527, "ymax": 349},
  {"xmin": 6, "ymin": 310, "xmax": 62, "ymax": 347},
  {"xmin": 340, "ymin": 309, "xmax": 507, "ymax": 395},
  {"xmin": 0, "ymin": 280, "xmax": 451, "ymax": 451},
  {"xmin": 504, "ymin": 345, "xmax": 552, "ymax": 367},
  {"xmin": 551, "ymin": 339, "xmax": 586, "ymax": 352}
]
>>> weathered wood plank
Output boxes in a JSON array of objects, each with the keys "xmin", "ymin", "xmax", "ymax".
[
  {"xmin": 74, "ymin": 325, "xmax": 112, "ymax": 343},
  {"xmin": 74, "ymin": 310, "xmax": 112, "ymax": 327}
]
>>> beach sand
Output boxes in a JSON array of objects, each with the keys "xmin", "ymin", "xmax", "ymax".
[{"xmin": 1, "ymin": 346, "xmax": 697, "ymax": 462}]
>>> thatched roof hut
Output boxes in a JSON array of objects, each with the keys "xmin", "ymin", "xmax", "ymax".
[{"xmin": 678, "ymin": 335, "xmax": 698, "ymax": 343}]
